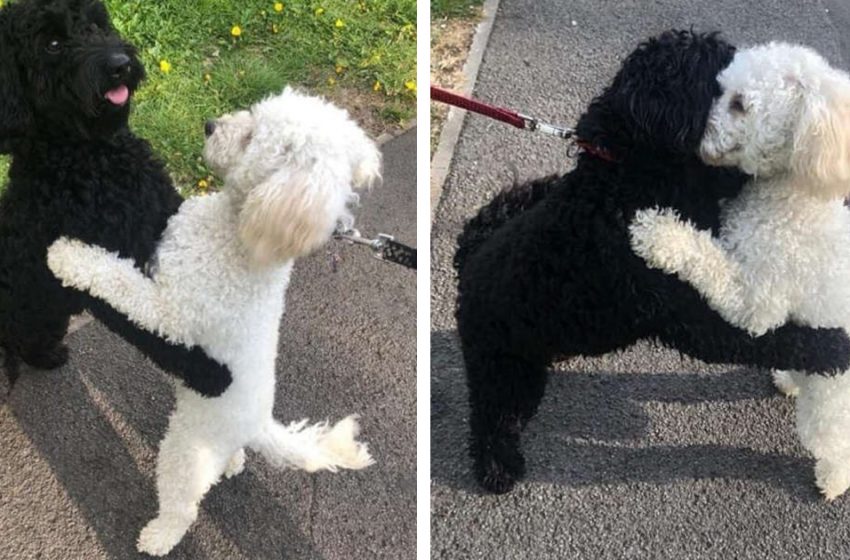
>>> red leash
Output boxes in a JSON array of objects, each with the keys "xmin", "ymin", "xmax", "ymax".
[{"xmin": 431, "ymin": 85, "xmax": 618, "ymax": 162}]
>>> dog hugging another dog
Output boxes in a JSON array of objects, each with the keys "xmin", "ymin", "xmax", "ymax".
[
  {"xmin": 0, "ymin": 0, "xmax": 379, "ymax": 556},
  {"xmin": 455, "ymin": 30, "xmax": 850, "ymax": 496}
]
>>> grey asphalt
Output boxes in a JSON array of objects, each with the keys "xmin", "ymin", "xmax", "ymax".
[
  {"xmin": 0, "ymin": 129, "xmax": 416, "ymax": 560},
  {"xmin": 431, "ymin": 2, "xmax": 850, "ymax": 559}
]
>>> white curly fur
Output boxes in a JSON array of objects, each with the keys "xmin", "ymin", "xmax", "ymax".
[
  {"xmin": 46, "ymin": 87, "xmax": 381, "ymax": 555},
  {"xmin": 630, "ymin": 43, "xmax": 850, "ymax": 500}
]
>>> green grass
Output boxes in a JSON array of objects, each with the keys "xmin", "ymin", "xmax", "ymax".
[
  {"xmin": 431, "ymin": 0, "xmax": 483, "ymax": 19},
  {"xmin": 0, "ymin": 0, "xmax": 416, "ymax": 193}
]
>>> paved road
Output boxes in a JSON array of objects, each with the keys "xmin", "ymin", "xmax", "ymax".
[
  {"xmin": 0, "ymin": 129, "xmax": 416, "ymax": 560},
  {"xmin": 431, "ymin": 2, "xmax": 850, "ymax": 559}
]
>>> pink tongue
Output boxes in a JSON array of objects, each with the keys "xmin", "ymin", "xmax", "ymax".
[{"xmin": 105, "ymin": 85, "xmax": 129, "ymax": 106}]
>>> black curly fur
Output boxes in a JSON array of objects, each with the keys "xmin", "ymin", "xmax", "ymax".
[
  {"xmin": 0, "ymin": 0, "xmax": 231, "ymax": 396},
  {"xmin": 454, "ymin": 30, "xmax": 850, "ymax": 495}
]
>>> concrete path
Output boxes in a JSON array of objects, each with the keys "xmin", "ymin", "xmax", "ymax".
[
  {"xmin": 430, "ymin": 2, "xmax": 850, "ymax": 559},
  {"xmin": 0, "ymin": 129, "xmax": 416, "ymax": 560}
]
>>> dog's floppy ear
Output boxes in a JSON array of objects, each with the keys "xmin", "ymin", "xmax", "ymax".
[
  {"xmin": 351, "ymin": 137, "xmax": 382, "ymax": 191},
  {"xmin": 238, "ymin": 168, "xmax": 354, "ymax": 266},
  {"xmin": 790, "ymin": 74, "xmax": 850, "ymax": 198},
  {"xmin": 0, "ymin": 6, "xmax": 32, "ymax": 153}
]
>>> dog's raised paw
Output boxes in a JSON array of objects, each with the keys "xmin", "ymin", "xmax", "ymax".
[{"xmin": 137, "ymin": 515, "xmax": 191, "ymax": 557}]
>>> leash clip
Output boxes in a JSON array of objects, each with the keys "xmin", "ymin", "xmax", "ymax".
[
  {"xmin": 518, "ymin": 113, "xmax": 575, "ymax": 140},
  {"xmin": 334, "ymin": 228, "xmax": 392, "ymax": 260}
]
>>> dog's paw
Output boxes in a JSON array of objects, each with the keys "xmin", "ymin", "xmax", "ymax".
[
  {"xmin": 46, "ymin": 237, "xmax": 89, "ymax": 284},
  {"xmin": 629, "ymin": 207, "xmax": 696, "ymax": 273},
  {"xmin": 224, "ymin": 448, "xmax": 246, "ymax": 478},
  {"xmin": 773, "ymin": 370, "xmax": 800, "ymax": 397},
  {"xmin": 308, "ymin": 415, "xmax": 375, "ymax": 472},
  {"xmin": 137, "ymin": 515, "xmax": 191, "ymax": 557},
  {"xmin": 476, "ymin": 451, "xmax": 525, "ymax": 495},
  {"xmin": 815, "ymin": 458, "xmax": 850, "ymax": 501},
  {"xmin": 21, "ymin": 342, "xmax": 69, "ymax": 370}
]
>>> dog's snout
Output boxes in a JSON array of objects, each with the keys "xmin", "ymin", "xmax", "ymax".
[
  {"xmin": 204, "ymin": 120, "xmax": 217, "ymax": 138},
  {"xmin": 107, "ymin": 52, "xmax": 131, "ymax": 76}
]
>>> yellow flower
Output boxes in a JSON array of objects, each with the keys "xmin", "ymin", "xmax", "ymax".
[
  {"xmin": 274, "ymin": 2, "xmax": 284, "ymax": 12},
  {"xmin": 204, "ymin": 73, "xmax": 212, "ymax": 83},
  {"xmin": 373, "ymin": 80, "xmax": 381, "ymax": 92},
  {"xmin": 159, "ymin": 59, "xmax": 172, "ymax": 74},
  {"xmin": 197, "ymin": 179, "xmax": 209, "ymax": 189},
  {"xmin": 327, "ymin": 77, "xmax": 336, "ymax": 86},
  {"xmin": 231, "ymin": 25, "xmax": 242, "ymax": 37},
  {"xmin": 335, "ymin": 65, "xmax": 344, "ymax": 74},
  {"xmin": 404, "ymin": 80, "xmax": 416, "ymax": 93},
  {"xmin": 335, "ymin": 19, "xmax": 345, "ymax": 28},
  {"xmin": 314, "ymin": 7, "xmax": 324, "ymax": 16},
  {"xmin": 272, "ymin": 23, "xmax": 280, "ymax": 33}
]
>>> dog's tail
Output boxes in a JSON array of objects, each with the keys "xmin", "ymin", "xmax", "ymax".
[
  {"xmin": 251, "ymin": 415, "xmax": 375, "ymax": 473},
  {"xmin": 453, "ymin": 175, "xmax": 558, "ymax": 273}
]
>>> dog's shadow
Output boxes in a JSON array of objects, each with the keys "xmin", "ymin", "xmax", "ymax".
[
  {"xmin": 2, "ymin": 323, "xmax": 326, "ymax": 560},
  {"xmin": 431, "ymin": 330, "xmax": 817, "ymax": 501}
]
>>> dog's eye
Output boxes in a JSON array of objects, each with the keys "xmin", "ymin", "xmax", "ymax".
[
  {"xmin": 45, "ymin": 39, "xmax": 62, "ymax": 55},
  {"xmin": 729, "ymin": 94, "xmax": 746, "ymax": 114}
]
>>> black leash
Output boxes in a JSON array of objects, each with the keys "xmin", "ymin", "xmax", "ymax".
[{"xmin": 334, "ymin": 228, "xmax": 417, "ymax": 270}]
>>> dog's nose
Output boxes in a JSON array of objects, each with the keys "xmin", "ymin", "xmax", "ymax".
[
  {"xmin": 205, "ymin": 120, "xmax": 217, "ymax": 138},
  {"xmin": 107, "ymin": 53, "xmax": 131, "ymax": 76}
]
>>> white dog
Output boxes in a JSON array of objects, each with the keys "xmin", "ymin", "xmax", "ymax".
[
  {"xmin": 628, "ymin": 43, "xmax": 850, "ymax": 500},
  {"xmin": 46, "ymin": 87, "xmax": 381, "ymax": 555}
]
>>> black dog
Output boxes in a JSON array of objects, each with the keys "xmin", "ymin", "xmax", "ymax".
[
  {"xmin": 0, "ymin": 0, "xmax": 230, "ymax": 396},
  {"xmin": 454, "ymin": 30, "xmax": 850, "ymax": 494}
]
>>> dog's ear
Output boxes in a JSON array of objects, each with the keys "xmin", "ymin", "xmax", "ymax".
[
  {"xmin": 238, "ymin": 168, "xmax": 354, "ymax": 266},
  {"xmin": 351, "ymin": 137, "xmax": 382, "ymax": 191},
  {"xmin": 0, "ymin": 6, "xmax": 32, "ymax": 153},
  {"xmin": 790, "ymin": 74, "xmax": 850, "ymax": 198}
]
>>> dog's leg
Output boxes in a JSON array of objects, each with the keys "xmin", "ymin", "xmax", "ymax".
[
  {"xmin": 251, "ymin": 416, "xmax": 374, "ymax": 472},
  {"xmin": 464, "ymin": 348, "xmax": 548, "ymax": 494},
  {"xmin": 658, "ymin": 311, "xmax": 850, "ymax": 375},
  {"xmin": 46, "ymin": 237, "xmax": 184, "ymax": 342},
  {"xmin": 137, "ymin": 416, "xmax": 227, "ymax": 556},
  {"xmin": 630, "ymin": 207, "xmax": 786, "ymax": 336},
  {"xmin": 792, "ymin": 373, "xmax": 850, "ymax": 500}
]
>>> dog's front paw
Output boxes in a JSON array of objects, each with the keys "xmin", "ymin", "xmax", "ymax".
[
  {"xmin": 773, "ymin": 370, "xmax": 800, "ymax": 397},
  {"xmin": 137, "ymin": 514, "xmax": 192, "ymax": 557},
  {"xmin": 224, "ymin": 448, "xmax": 246, "ymax": 478},
  {"xmin": 815, "ymin": 458, "xmax": 850, "ymax": 501},
  {"xmin": 629, "ymin": 207, "xmax": 695, "ymax": 273},
  {"xmin": 46, "ymin": 237, "xmax": 98, "ymax": 289},
  {"xmin": 21, "ymin": 342, "xmax": 69, "ymax": 370}
]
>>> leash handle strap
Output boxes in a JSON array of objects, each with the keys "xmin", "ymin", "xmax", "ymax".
[
  {"xmin": 379, "ymin": 239, "xmax": 417, "ymax": 270},
  {"xmin": 431, "ymin": 85, "xmax": 527, "ymax": 129}
]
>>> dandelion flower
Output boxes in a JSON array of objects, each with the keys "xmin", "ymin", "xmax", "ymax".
[
  {"xmin": 314, "ymin": 7, "xmax": 325, "ymax": 16},
  {"xmin": 159, "ymin": 59, "xmax": 172, "ymax": 73},
  {"xmin": 335, "ymin": 19, "xmax": 345, "ymax": 28},
  {"xmin": 198, "ymin": 179, "xmax": 209, "ymax": 189},
  {"xmin": 404, "ymin": 80, "xmax": 416, "ymax": 93},
  {"xmin": 231, "ymin": 25, "xmax": 242, "ymax": 37},
  {"xmin": 204, "ymin": 73, "xmax": 212, "ymax": 83},
  {"xmin": 328, "ymin": 77, "xmax": 336, "ymax": 86},
  {"xmin": 335, "ymin": 65, "xmax": 344, "ymax": 74},
  {"xmin": 272, "ymin": 23, "xmax": 280, "ymax": 33},
  {"xmin": 274, "ymin": 2, "xmax": 284, "ymax": 12},
  {"xmin": 373, "ymin": 80, "xmax": 381, "ymax": 92}
]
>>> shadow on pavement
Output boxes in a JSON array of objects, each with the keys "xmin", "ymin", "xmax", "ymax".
[
  {"xmin": 4, "ymin": 326, "xmax": 324, "ymax": 560},
  {"xmin": 431, "ymin": 329, "xmax": 817, "ymax": 502}
]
